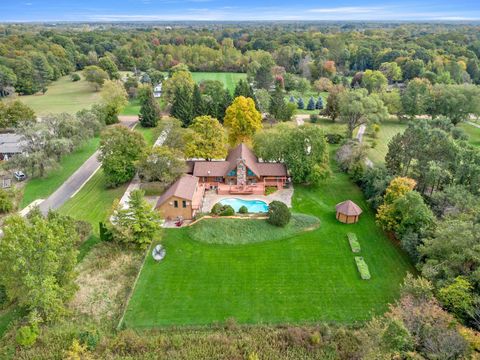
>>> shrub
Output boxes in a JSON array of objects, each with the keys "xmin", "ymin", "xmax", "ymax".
[
  {"xmin": 79, "ymin": 329, "xmax": 101, "ymax": 351},
  {"xmin": 71, "ymin": 73, "xmax": 81, "ymax": 82},
  {"xmin": 0, "ymin": 189, "xmax": 13, "ymax": 214},
  {"xmin": 372, "ymin": 123, "xmax": 380, "ymax": 138},
  {"xmin": 220, "ymin": 205, "xmax": 235, "ymax": 216},
  {"xmin": 75, "ymin": 220, "xmax": 92, "ymax": 244},
  {"xmin": 347, "ymin": 233, "xmax": 361, "ymax": 253},
  {"xmin": 310, "ymin": 114, "xmax": 320, "ymax": 123},
  {"xmin": 211, "ymin": 203, "xmax": 223, "ymax": 215},
  {"xmin": 99, "ymin": 222, "xmax": 113, "ymax": 242},
  {"xmin": 325, "ymin": 133, "xmax": 344, "ymax": 144},
  {"xmin": 267, "ymin": 201, "xmax": 291, "ymax": 227},
  {"xmin": 0, "ymin": 284, "xmax": 7, "ymax": 307},
  {"xmin": 16, "ymin": 324, "xmax": 39, "ymax": 347},
  {"xmin": 238, "ymin": 205, "xmax": 248, "ymax": 214},
  {"xmin": 265, "ymin": 186, "xmax": 277, "ymax": 195},
  {"xmin": 355, "ymin": 257, "xmax": 371, "ymax": 280}
]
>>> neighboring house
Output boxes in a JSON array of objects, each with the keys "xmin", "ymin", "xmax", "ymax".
[
  {"xmin": 153, "ymin": 83, "xmax": 162, "ymax": 98},
  {"xmin": 155, "ymin": 174, "xmax": 205, "ymax": 220},
  {"xmin": 0, "ymin": 133, "xmax": 24, "ymax": 161},
  {"xmin": 156, "ymin": 143, "xmax": 288, "ymax": 220}
]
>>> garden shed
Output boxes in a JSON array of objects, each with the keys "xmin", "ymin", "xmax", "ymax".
[{"xmin": 335, "ymin": 200, "xmax": 362, "ymax": 224}]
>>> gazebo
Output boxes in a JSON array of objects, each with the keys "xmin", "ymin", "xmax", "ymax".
[{"xmin": 335, "ymin": 200, "xmax": 362, "ymax": 224}]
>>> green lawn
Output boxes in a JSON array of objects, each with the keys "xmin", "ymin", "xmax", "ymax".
[
  {"xmin": 287, "ymin": 91, "xmax": 327, "ymax": 115},
  {"xmin": 19, "ymin": 73, "xmax": 100, "ymax": 115},
  {"xmin": 123, "ymin": 158, "xmax": 413, "ymax": 328},
  {"xmin": 134, "ymin": 124, "xmax": 162, "ymax": 147},
  {"xmin": 365, "ymin": 118, "xmax": 408, "ymax": 165},
  {"xmin": 20, "ymin": 137, "xmax": 100, "ymax": 209},
  {"xmin": 461, "ymin": 122, "xmax": 480, "ymax": 147},
  {"xmin": 189, "ymin": 214, "xmax": 319, "ymax": 245},
  {"xmin": 191, "ymin": 72, "xmax": 246, "ymax": 94}
]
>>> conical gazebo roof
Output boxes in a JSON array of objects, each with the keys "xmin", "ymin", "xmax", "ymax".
[{"xmin": 335, "ymin": 200, "xmax": 362, "ymax": 216}]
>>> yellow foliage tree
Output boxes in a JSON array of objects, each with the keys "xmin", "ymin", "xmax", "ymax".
[
  {"xmin": 185, "ymin": 115, "xmax": 227, "ymax": 160},
  {"xmin": 376, "ymin": 177, "xmax": 416, "ymax": 232},
  {"xmin": 224, "ymin": 96, "xmax": 262, "ymax": 146}
]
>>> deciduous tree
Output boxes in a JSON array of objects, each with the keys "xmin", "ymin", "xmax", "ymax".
[
  {"xmin": 224, "ymin": 96, "xmax": 262, "ymax": 145},
  {"xmin": 185, "ymin": 115, "xmax": 227, "ymax": 160}
]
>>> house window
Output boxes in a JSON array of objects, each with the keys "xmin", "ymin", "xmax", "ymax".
[
  {"xmin": 174, "ymin": 200, "xmax": 178, "ymax": 208},
  {"xmin": 227, "ymin": 169, "xmax": 236, "ymax": 176},
  {"xmin": 214, "ymin": 177, "xmax": 223, "ymax": 182},
  {"xmin": 182, "ymin": 200, "xmax": 187, "ymax": 208},
  {"xmin": 247, "ymin": 169, "xmax": 255, "ymax": 176}
]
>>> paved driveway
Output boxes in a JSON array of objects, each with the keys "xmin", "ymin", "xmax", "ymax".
[{"xmin": 38, "ymin": 117, "xmax": 137, "ymax": 215}]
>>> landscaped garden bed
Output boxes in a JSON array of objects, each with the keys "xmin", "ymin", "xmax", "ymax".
[
  {"xmin": 355, "ymin": 257, "xmax": 371, "ymax": 280},
  {"xmin": 347, "ymin": 232, "xmax": 361, "ymax": 253}
]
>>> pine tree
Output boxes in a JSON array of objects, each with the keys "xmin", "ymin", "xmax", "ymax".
[
  {"xmin": 192, "ymin": 84, "xmax": 206, "ymax": 119},
  {"xmin": 171, "ymin": 85, "xmax": 193, "ymax": 127},
  {"xmin": 139, "ymin": 89, "xmax": 160, "ymax": 127},
  {"xmin": 297, "ymin": 97, "xmax": 305, "ymax": 109},
  {"xmin": 234, "ymin": 79, "xmax": 258, "ymax": 108},
  {"xmin": 269, "ymin": 86, "xmax": 285, "ymax": 119},
  {"xmin": 289, "ymin": 95, "xmax": 295, "ymax": 103},
  {"xmin": 307, "ymin": 97, "xmax": 316, "ymax": 110},
  {"xmin": 316, "ymin": 96, "xmax": 324, "ymax": 109}
]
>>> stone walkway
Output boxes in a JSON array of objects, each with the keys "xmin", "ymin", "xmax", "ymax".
[{"xmin": 200, "ymin": 187, "xmax": 294, "ymax": 213}]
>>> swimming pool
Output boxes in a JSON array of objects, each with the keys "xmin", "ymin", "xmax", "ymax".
[{"xmin": 219, "ymin": 198, "xmax": 269, "ymax": 213}]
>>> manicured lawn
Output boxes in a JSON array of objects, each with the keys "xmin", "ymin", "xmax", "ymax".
[
  {"xmin": 123, "ymin": 158, "xmax": 413, "ymax": 328},
  {"xmin": 461, "ymin": 122, "xmax": 480, "ymax": 147},
  {"xmin": 18, "ymin": 73, "xmax": 100, "ymax": 115},
  {"xmin": 191, "ymin": 72, "xmax": 246, "ymax": 94},
  {"xmin": 20, "ymin": 137, "xmax": 100, "ymax": 209},
  {"xmin": 365, "ymin": 118, "xmax": 408, "ymax": 165},
  {"xmin": 189, "ymin": 214, "xmax": 319, "ymax": 245},
  {"xmin": 286, "ymin": 91, "xmax": 327, "ymax": 115},
  {"xmin": 134, "ymin": 124, "xmax": 162, "ymax": 147}
]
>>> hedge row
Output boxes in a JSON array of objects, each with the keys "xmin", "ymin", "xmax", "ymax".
[
  {"xmin": 355, "ymin": 257, "xmax": 371, "ymax": 280},
  {"xmin": 347, "ymin": 233, "xmax": 361, "ymax": 253}
]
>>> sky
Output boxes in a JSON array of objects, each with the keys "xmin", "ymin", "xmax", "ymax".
[{"xmin": 1, "ymin": 0, "xmax": 480, "ymax": 22}]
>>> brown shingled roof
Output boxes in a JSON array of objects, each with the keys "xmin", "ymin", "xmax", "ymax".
[
  {"xmin": 226, "ymin": 143, "xmax": 260, "ymax": 177},
  {"xmin": 192, "ymin": 161, "xmax": 230, "ymax": 177},
  {"xmin": 256, "ymin": 163, "xmax": 288, "ymax": 177},
  {"xmin": 335, "ymin": 200, "xmax": 362, "ymax": 216},
  {"xmin": 156, "ymin": 174, "xmax": 199, "ymax": 208}
]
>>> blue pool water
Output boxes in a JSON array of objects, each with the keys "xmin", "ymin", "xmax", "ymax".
[{"xmin": 219, "ymin": 198, "xmax": 269, "ymax": 213}]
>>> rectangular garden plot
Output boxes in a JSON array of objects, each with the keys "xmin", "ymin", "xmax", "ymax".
[
  {"xmin": 355, "ymin": 257, "xmax": 371, "ymax": 280},
  {"xmin": 347, "ymin": 232, "xmax": 361, "ymax": 253}
]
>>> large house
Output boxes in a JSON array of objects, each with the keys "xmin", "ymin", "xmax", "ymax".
[
  {"xmin": 0, "ymin": 133, "xmax": 24, "ymax": 161},
  {"xmin": 156, "ymin": 143, "xmax": 288, "ymax": 220}
]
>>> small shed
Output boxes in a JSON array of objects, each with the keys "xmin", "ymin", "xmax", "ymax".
[{"xmin": 335, "ymin": 200, "xmax": 362, "ymax": 224}]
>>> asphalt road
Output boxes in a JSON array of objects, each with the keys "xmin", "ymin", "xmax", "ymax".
[{"xmin": 38, "ymin": 117, "xmax": 138, "ymax": 215}]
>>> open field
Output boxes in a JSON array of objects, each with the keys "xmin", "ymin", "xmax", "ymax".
[
  {"xmin": 191, "ymin": 72, "xmax": 246, "ymax": 93},
  {"xmin": 364, "ymin": 118, "xmax": 408, "ymax": 165},
  {"xmin": 18, "ymin": 73, "xmax": 100, "ymax": 115},
  {"xmin": 123, "ymin": 156, "xmax": 413, "ymax": 328},
  {"xmin": 20, "ymin": 137, "xmax": 100, "ymax": 208},
  {"xmin": 461, "ymin": 122, "xmax": 480, "ymax": 147}
]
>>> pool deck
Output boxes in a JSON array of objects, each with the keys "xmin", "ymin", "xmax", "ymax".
[{"xmin": 200, "ymin": 187, "xmax": 294, "ymax": 213}]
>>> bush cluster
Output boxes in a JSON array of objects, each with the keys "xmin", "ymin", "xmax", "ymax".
[
  {"xmin": 211, "ymin": 203, "xmax": 235, "ymax": 216},
  {"xmin": 267, "ymin": 201, "xmax": 291, "ymax": 227}
]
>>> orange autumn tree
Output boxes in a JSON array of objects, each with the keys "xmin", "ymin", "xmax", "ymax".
[{"xmin": 224, "ymin": 96, "xmax": 262, "ymax": 146}]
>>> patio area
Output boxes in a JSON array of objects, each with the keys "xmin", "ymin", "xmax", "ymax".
[{"xmin": 200, "ymin": 187, "xmax": 294, "ymax": 213}]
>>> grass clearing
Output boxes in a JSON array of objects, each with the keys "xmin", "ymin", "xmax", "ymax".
[
  {"xmin": 20, "ymin": 137, "xmax": 100, "ymax": 208},
  {"xmin": 123, "ymin": 156, "xmax": 413, "ymax": 328},
  {"xmin": 188, "ymin": 214, "xmax": 319, "ymax": 245},
  {"xmin": 365, "ymin": 118, "xmax": 408, "ymax": 164},
  {"xmin": 191, "ymin": 72, "xmax": 246, "ymax": 93},
  {"xmin": 18, "ymin": 73, "xmax": 100, "ymax": 115},
  {"xmin": 461, "ymin": 122, "xmax": 480, "ymax": 147}
]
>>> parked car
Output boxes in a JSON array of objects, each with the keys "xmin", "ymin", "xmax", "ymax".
[{"xmin": 14, "ymin": 171, "xmax": 26, "ymax": 181}]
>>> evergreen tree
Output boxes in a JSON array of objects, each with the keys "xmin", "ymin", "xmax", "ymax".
[
  {"xmin": 192, "ymin": 84, "xmax": 206, "ymax": 119},
  {"xmin": 297, "ymin": 97, "xmax": 305, "ymax": 109},
  {"xmin": 316, "ymin": 96, "xmax": 324, "ymax": 109},
  {"xmin": 171, "ymin": 85, "xmax": 193, "ymax": 127},
  {"xmin": 234, "ymin": 79, "xmax": 258, "ymax": 108},
  {"xmin": 307, "ymin": 97, "xmax": 316, "ymax": 110},
  {"xmin": 289, "ymin": 95, "xmax": 295, "ymax": 103},
  {"xmin": 139, "ymin": 88, "xmax": 160, "ymax": 127}
]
